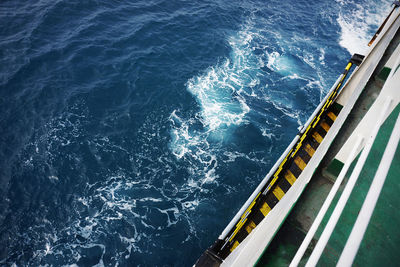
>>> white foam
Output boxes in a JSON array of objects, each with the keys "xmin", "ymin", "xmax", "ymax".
[
  {"xmin": 44, "ymin": 243, "xmax": 51, "ymax": 255},
  {"xmin": 169, "ymin": 110, "xmax": 201, "ymax": 159},
  {"xmin": 182, "ymin": 199, "xmax": 200, "ymax": 210},
  {"xmin": 139, "ymin": 197, "xmax": 163, "ymax": 202},
  {"xmin": 183, "ymin": 20, "xmax": 273, "ymax": 134},
  {"xmin": 48, "ymin": 175, "xmax": 59, "ymax": 181},
  {"xmin": 319, "ymin": 48, "xmax": 326, "ymax": 65},
  {"xmin": 267, "ymin": 51, "xmax": 280, "ymax": 70},
  {"xmin": 169, "ymin": 19, "xmax": 271, "ymax": 178},
  {"xmin": 336, "ymin": 0, "xmax": 392, "ymax": 55},
  {"xmin": 261, "ymin": 130, "xmax": 274, "ymax": 139},
  {"xmin": 168, "ymin": 16, "xmax": 320, "ymax": 203}
]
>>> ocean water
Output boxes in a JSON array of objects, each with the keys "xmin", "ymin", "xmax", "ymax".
[{"xmin": 0, "ymin": 0, "xmax": 391, "ymax": 265}]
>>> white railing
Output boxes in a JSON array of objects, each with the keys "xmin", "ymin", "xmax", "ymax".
[
  {"xmin": 290, "ymin": 97, "xmax": 393, "ymax": 267},
  {"xmin": 337, "ymin": 112, "xmax": 400, "ymax": 267},
  {"xmin": 305, "ymin": 97, "xmax": 392, "ymax": 267},
  {"xmin": 289, "ymin": 136, "xmax": 363, "ymax": 267},
  {"xmin": 218, "ymin": 71, "xmax": 346, "ymax": 241}
]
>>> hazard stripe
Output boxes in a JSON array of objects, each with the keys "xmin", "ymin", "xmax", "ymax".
[
  {"xmin": 284, "ymin": 170, "xmax": 297, "ymax": 185},
  {"xmin": 252, "ymin": 209, "xmax": 265, "ymax": 224},
  {"xmin": 278, "ymin": 176, "xmax": 291, "ymax": 192},
  {"xmin": 316, "ymin": 125, "xmax": 327, "ymax": 138},
  {"xmin": 297, "ymin": 149, "xmax": 311, "ymax": 163},
  {"xmin": 265, "ymin": 192, "xmax": 279, "ymax": 208},
  {"xmin": 259, "ymin": 202, "xmax": 271, "ymax": 216},
  {"xmin": 312, "ymin": 131, "xmax": 323, "ymax": 143},
  {"xmin": 289, "ymin": 161, "xmax": 302, "ymax": 177},
  {"xmin": 307, "ymin": 138, "xmax": 319, "ymax": 151},
  {"xmin": 294, "ymin": 156, "xmax": 307, "ymax": 171},
  {"xmin": 230, "ymin": 241, "xmax": 240, "ymax": 252},
  {"xmin": 245, "ymin": 220, "xmax": 256, "ymax": 234},
  {"xmin": 272, "ymin": 186, "xmax": 285, "ymax": 200},
  {"xmin": 304, "ymin": 143, "xmax": 315, "ymax": 157},
  {"xmin": 325, "ymin": 115, "xmax": 334, "ymax": 126},
  {"xmin": 321, "ymin": 121, "xmax": 330, "ymax": 132},
  {"xmin": 235, "ymin": 228, "xmax": 248, "ymax": 242},
  {"xmin": 327, "ymin": 111, "xmax": 337, "ymax": 121}
]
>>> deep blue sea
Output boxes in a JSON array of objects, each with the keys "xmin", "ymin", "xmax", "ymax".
[{"xmin": 0, "ymin": 0, "xmax": 391, "ymax": 266}]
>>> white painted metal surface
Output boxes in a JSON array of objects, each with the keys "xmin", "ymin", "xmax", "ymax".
[
  {"xmin": 221, "ymin": 61, "xmax": 377, "ymax": 267},
  {"xmin": 337, "ymin": 112, "xmax": 400, "ymax": 267},
  {"xmin": 218, "ymin": 6, "xmax": 400, "ymax": 267},
  {"xmin": 289, "ymin": 136, "xmax": 364, "ymax": 267},
  {"xmin": 336, "ymin": 53, "xmax": 400, "ymax": 164},
  {"xmin": 389, "ymin": 51, "xmax": 400, "ymax": 79},
  {"xmin": 305, "ymin": 98, "xmax": 392, "ymax": 267},
  {"xmin": 335, "ymin": 10, "xmax": 400, "ymax": 164},
  {"xmin": 218, "ymin": 135, "xmax": 299, "ymax": 240},
  {"xmin": 219, "ymin": 71, "xmax": 345, "ymax": 241},
  {"xmin": 385, "ymin": 40, "xmax": 400, "ymax": 69},
  {"xmin": 336, "ymin": 9, "xmax": 400, "ymax": 107}
]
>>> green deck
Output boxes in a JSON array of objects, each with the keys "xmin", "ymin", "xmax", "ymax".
[
  {"xmin": 256, "ymin": 29, "xmax": 400, "ymax": 267},
  {"xmin": 256, "ymin": 105, "xmax": 400, "ymax": 267}
]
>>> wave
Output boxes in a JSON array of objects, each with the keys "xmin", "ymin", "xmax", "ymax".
[
  {"xmin": 168, "ymin": 20, "xmax": 265, "ymax": 193},
  {"xmin": 336, "ymin": 0, "xmax": 392, "ymax": 55},
  {"xmin": 169, "ymin": 17, "xmax": 308, "ymax": 157},
  {"xmin": 168, "ymin": 10, "xmax": 332, "ymax": 198},
  {"xmin": 4, "ymin": 0, "xmax": 391, "ymax": 265},
  {"xmin": 5, "ymin": 103, "xmax": 209, "ymax": 265}
]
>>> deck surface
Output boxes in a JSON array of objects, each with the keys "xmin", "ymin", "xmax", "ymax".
[{"xmin": 256, "ymin": 28, "xmax": 400, "ymax": 267}]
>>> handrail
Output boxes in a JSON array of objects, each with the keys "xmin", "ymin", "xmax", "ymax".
[
  {"xmin": 337, "ymin": 112, "xmax": 400, "ymax": 267},
  {"xmin": 289, "ymin": 136, "xmax": 364, "ymax": 267},
  {"xmin": 218, "ymin": 61, "xmax": 352, "ymax": 242},
  {"xmin": 195, "ymin": 3, "xmax": 400, "ymax": 264},
  {"xmin": 217, "ymin": 57, "xmax": 358, "ymax": 253},
  {"xmin": 305, "ymin": 97, "xmax": 392, "ymax": 267},
  {"xmin": 218, "ymin": 135, "xmax": 299, "ymax": 245},
  {"xmin": 389, "ymin": 49, "xmax": 400, "ymax": 78},
  {"xmin": 368, "ymin": 1, "xmax": 400, "ymax": 46}
]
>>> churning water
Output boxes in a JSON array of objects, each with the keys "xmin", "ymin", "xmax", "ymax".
[{"xmin": 0, "ymin": 0, "xmax": 390, "ymax": 265}]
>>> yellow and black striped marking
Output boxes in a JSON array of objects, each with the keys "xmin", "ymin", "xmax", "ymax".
[
  {"xmin": 216, "ymin": 59, "xmax": 352, "ymax": 259},
  {"xmin": 197, "ymin": 56, "xmax": 364, "ymax": 265},
  {"xmin": 220, "ymin": 103, "xmax": 342, "ymax": 258}
]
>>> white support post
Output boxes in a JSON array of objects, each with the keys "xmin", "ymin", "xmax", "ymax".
[
  {"xmin": 219, "ymin": 71, "xmax": 347, "ymax": 242},
  {"xmin": 337, "ymin": 112, "xmax": 400, "ymax": 267},
  {"xmin": 305, "ymin": 97, "xmax": 392, "ymax": 267},
  {"xmin": 389, "ymin": 53, "xmax": 400, "ymax": 79},
  {"xmin": 289, "ymin": 136, "xmax": 364, "ymax": 267}
]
